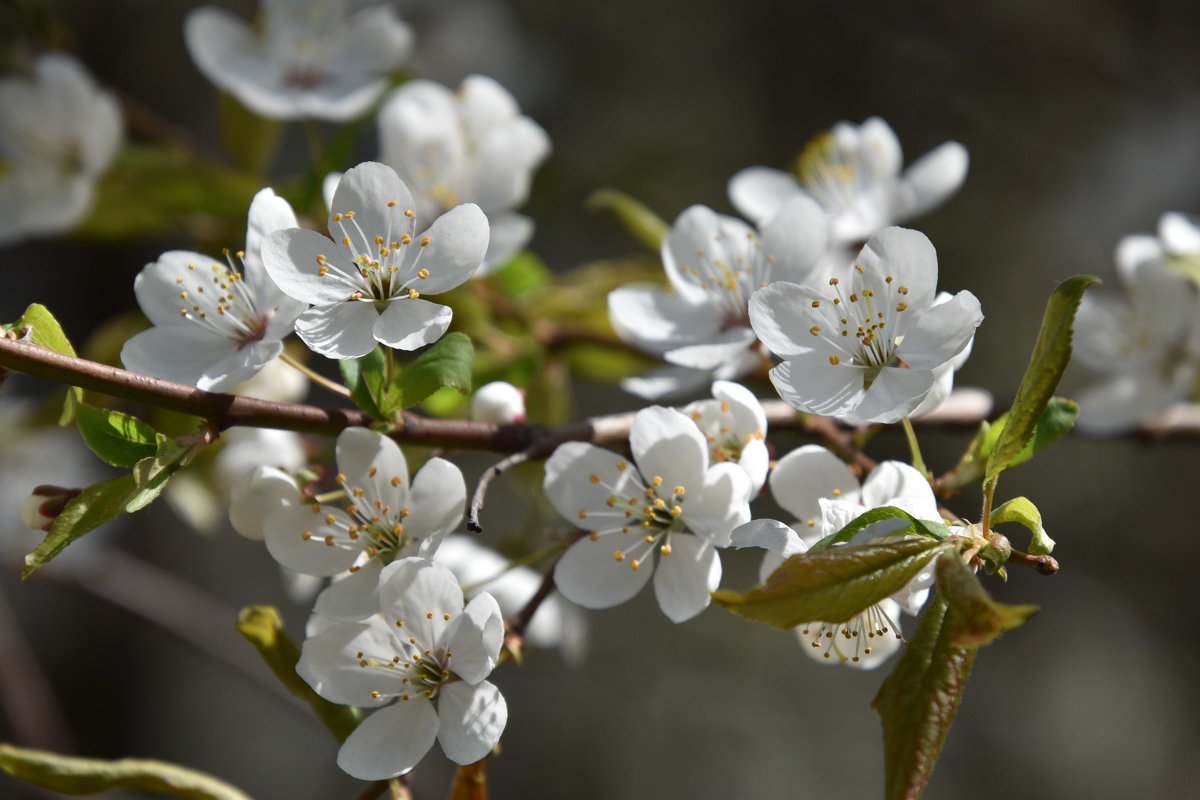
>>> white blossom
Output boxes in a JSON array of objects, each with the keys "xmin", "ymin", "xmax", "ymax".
[
  {"xmin": 469, "ymin": 381, "xmax": 526, "ymax": 424},
  {"xmin": 729, "ymin": 116, "xmax": 967, "ymax": 245},
  {"xmin": 681, "ymin": 381, "xmax": 769, "ymax": 494},
  {"xmin": 298, "ymin": 558, "xmax": 506, "ymax": 779},
  {"xmin": 1074, "ymin": 213, "xmax": 1200, "ymax": 434},
  {"xmin": 609, "ymin": 198, "xmax": 828, "ymax": 399},
  {"xmin": 263, "ymin": 161, "xmax": 489, "ymax": 359},
  {"xmin": 749, "ymin": 226, "xmax": 982, "ymax": 424},
  {"xmin": 378, "ymin": 74, "xmax": 550, "ymax": 273},
  {"xmin": 0, "ymin": 53, "xmax": 121, "ymax": 244},
  {"xmin": 263, "ymin": 428, "xmax": 465, "ymax": 621},
  {"xmin": 184, "ymin": 0, "xmax": 412, "ymax": 121},
  {"xmin": 543, "ymin": 406, "xmax": 752, "ymax": 623}
]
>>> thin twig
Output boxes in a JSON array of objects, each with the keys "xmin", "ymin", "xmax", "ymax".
[
  {"xmin": 1008, "ymin": 549, "xmax": 1060, "ymax": 575},
  {"xmin": 466, "ymin": 446, "xmax": 537, "ymax": 533}
]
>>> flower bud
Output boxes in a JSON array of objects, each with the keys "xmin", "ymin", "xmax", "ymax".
[
  {"xmin": 470, "ymin": 381, "xmax": 526, "ymax": 424},
  {"xmin": 20, "ymin": 485, "xmax": 82, "ymax": 531}
]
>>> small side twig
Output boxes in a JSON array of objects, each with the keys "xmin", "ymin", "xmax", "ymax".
[
  {"xmin": 466, "ymin": 446, "xmax": 537, "ymax": 533},
  {"xmin": 1008, "ymin": 549, "xmax": 1060, "ymax": 575}
]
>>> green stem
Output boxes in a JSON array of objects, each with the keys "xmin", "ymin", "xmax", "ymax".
[
  {"xmin": 281, "ymin": 350, "xmax": 352, "ymax": 399},
  {"xmin": 900, "ymin": 416, "xmax": 928, "ymax": 477}
]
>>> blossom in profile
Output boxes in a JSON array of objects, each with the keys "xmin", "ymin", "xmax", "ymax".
[
  {"xmin": 749, "ymin": 226, "xmax": 982, "ymax": 424},
  {"xmin": 263, "ymin": 161, "xmax": 489, "ymax": 359},
  {"xmin": 298, "ymin": 558, "xmax": 506, "ymax": 779},
  {"xmin": 681, "ymin": 381, "xmax": 769, "ymax": 494},
  {"xmin": 377, "ymin": 75, "xmax": 550, "ymax": 272},
  {"xmin": 0, "ymin": 52, "xmax": 121, "ymax": 245},
  {"xmin": 1074, "ymin": 213, "xmax": 1200, "ymax": 434},
  {"xmin": 544, "ymin": 406, "xmax": 752, "ymax": 622},
  {"xmin": 121, "ymin": 188, "xmax": 307, "ymax": 391},
  {"xmin": 263, "ymin": 428, "xmax": 465, "ymax": 621},
  {"xmin": 729, "ymin": 116, "xmax": 967, "ymax": 245},
  {"xmin": 184, "ymin": 0, "xmax": 412, "ymax": 121},
  {"xmin": 610, "ymin": 197, "xmax": 828, "ymax": 399}
]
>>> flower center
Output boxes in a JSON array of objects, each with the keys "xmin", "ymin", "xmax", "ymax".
[
  {"xmin": 800, "ymin": 602, "xmax": 903, "ymax": 664},
  {"xmin": 674, "ymin": 229, "xmax": 779, "ymax": 323},
  {"xmin": 175, "ymin": 250, "xmax": 270, "ymax": 348},
  {"xmin": 313, "ymin": 206, "xmax": 435, "ymax": 304},
  {"xmin": 577, "ymin": 462, "xmax": 689, "ymax": 574},
  {"xmin": 354, "ymin": 612, "xmax": 460, "ymax": 703},
  {"xmin": 688, "ymin": 400, "xmax": 764, "ymax": 465},
  {"xmin": 297, "ymin": 471, "xmax": 413, "ymax": 570}
]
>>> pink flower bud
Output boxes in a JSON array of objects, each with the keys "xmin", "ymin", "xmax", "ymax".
[
  {"xmin": 20, "ymin": 485, "xmax": 81, "ymax": 531},
  {"xmin": 470, "ymin": 381, "xmax": 526, "ymax": 424}
]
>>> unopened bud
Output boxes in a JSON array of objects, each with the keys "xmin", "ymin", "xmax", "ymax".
[
  {"xmin": 470, "ymin": 381, "xmax": 526, "ymax": 424},
  {"xmin": 20, "ymin": 485, "xmax": 81, "ymax": 531}
]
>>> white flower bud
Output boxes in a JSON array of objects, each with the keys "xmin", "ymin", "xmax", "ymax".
[
  {"xmin": 470, "ymin": 381, "xmax": 526, "ymax": 424},
  {"xmin": 20, "ymin": 485, "xmax": 81, "ymax": 531}
]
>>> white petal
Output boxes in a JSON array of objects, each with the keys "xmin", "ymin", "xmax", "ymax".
[
  {"xmin": 683, "ymin": 462, "xmax": 752, "ymax": 546},
  {"xmin": 1159, "ymin": 212, "xmax": 1200, "ymax": 256},
  {"xmin": 729, "ymin": 519, "xmax": 809, "ymax": 558},
  {"xmin": 851, "ymin": 366, "xmax": 937, "ymax": 424},
  {"xmin": 436, "ymin": 681, "xmax": 507, "ymax": 765},
  {"xmin": 121, "ymin": 327, "xmax": 275, "ymax": 393},
  {"xmin": 478, "ymin": 212, "xmax": 533, "ymax": 274},
  {"xmin": 228, "ymin": 465, "xmax": 298, "ymax": 540},
  {"xmin": 759, "ymin": 194, "xmax": 830, "ymax": 281},
  {"xmin": 243, "ymin": 187, "xmax": 299, "ymax": 298},
  {"xmin": 264, "ymin": 505, "xmax": 359, "ymax": 576},
  {"xmin": 330, "ymin": 161, "xmax": 414, "ymax": 248},
  {"xmin": 378, "ymin": 558, "xmax": 465, "ymax": 650},
  {"xmin": 1115, "ymin": 234, "xmax": 1163, "ymax": 283},
  {"xmin": 860, "ymin": 117, "xmax": 903, "ymax": 180},
  {"xmin": 297, "ymin": 617, "xmax": 403, "ymax": 706},
  {"xmin": 314, "ymin": 563, "xmax": 384, "ymax": 622},
  {"xmin": 445, "ymin": 592, "xmax": 504, "ymax": 685},
  {"xmin": 855, "ymin": 227, "xmax": 938, "ymax": 310},
  {"xmin": 661, "ymin": 205, "xmax": 751, "ymax": 304},
  {"xmin": 769, "ymin": 356, "xmax": 866, "ymax": 417},
  {"xmin": 553, "ymin": 533, "xmax": 653, "ymax": 609},
  {"xmin": 620, "ymin": 364, "xmax": 715, "ymax": 400},
  {"xmin": 898, "ymin": 290, "xmax": 983, "ymax": 370},
  {"xmin": 895, "ymin": 141, "xmax": 968, "ymax": 222},
  {"xmin": 608, "ymin": 283, "xmax": 723, "ymax": 356},
  {"xmin": 404, "ymin": 457, "xmax": 466, "ymax": 540},
  {"xmin": 728, "ymin": 166, "xmax": 802, "ymax": 224},
  {"xmin": 653, "ymin": 535, "xmax": 720, "ymax": 623},
  {"xmin": 263, "ymin": 228, "xmax": 359, "ymax": 306},
  {"xmin": 769, "ymin": 444, "xmax": 861, "ymax": 525},
  {"xmin": 712, "ymin": 380, "xmax": 768, "ymax": 433},
  {"xmin": 411, "ymin": 204, "xmax": 490, "ymax": 291},
  {"xmin": 630, "ymin": 406, "xmax": 708, "ymax": 492},
  {"xmin": 738, "ymin": 439, "xmax": 770, "ymax": 494},
  {"xmin": 543, "ymin": 442, "xmax": 644, "ymax": 527},
  {"xmin": 336, "ymin": 428, "xmax": 410, "ymax": 513},
  {"xmin": 295, "ymin": 302, "xmax": 381, "ymax": 359},
  {"xmin": 662, "ymin": 327, "xmax": 757, "ymax": 369},
  {"xmin": 338, "ymin": 698, "xmax": 439, "ymax": 780},
  {"xmin": 861, "ymin": 461, "xmax": 939, "ymax": 520},
  {"xmin": 373, "ymin": 299, "xmax": 453, "ymax": 351},
  {"xmin": 748, "ymin": 281, "xmax": 822, "ymax": 359},
  {"xmin": 133, "ymin": 250, "xmax": 222, "ymax": 328}
]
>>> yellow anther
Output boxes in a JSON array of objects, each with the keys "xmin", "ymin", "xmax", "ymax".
[
  {"xmin": 629, "ymin": 559, "xmax": 640, "ymax": 571},
  {"xmin": 578, "ymin": 509, "xmax": 588, "ymax": 519},
  {"xmin": 404, "ymin": 209, "xmax": 416, "ymax": 217},
  {"xmin": 589, "ymin": 474, "xmax": 600, "ymax": 483},
  {"xmin": 342, "ymin": 236, "xmax": 351, "ymax": 246},
  {"xmin": 653, "ymin": 498, "xmax": 666, "ymax": 509},
  {"xmin": 426, "ymin": 612, "xmax": 433, "ymax": 619},
  {"xmin": 616, "ymin": 461, "xmax": 628, "ymax": 471},
  {"xmin": 832, "ymin": 488, "xmax": 842, "ymax": 496},
  {"xmin": 396, "ymin": 619, "xmax": 404, "ymax": 627},
  {"xmin": 829, "ymin": 355, "xmax": 841, "ymax": 365},
  {"xmin": 318, "ymin": 266, "xmax": 329, "ymax": 276},
  {"xmin": 332, "ymin": 213, "xmax": 343, "ymax": 222},
  {"xmin": 387, "ymin": 200, "xmax": 398, "ymax": 207},
  {"xmin": 829, "ymin": 277, "xmax": 839, "ymax": 285},
  {"xmin": 613, "ymin": 550, "xmax": 625, "ymax": 562},
  {"xmin": 408, "ymin": 289, "xmax": 420, "ymax": 299},
  {"xmin": 420, "ymin": 236, "xmax": 431, "ymax": 247},
  {"xmin": 589, "ymin": 531, "xmax": 599, "ymax": 541},
  {"xmin": 368, "ymin": 466, "xmax": 378, "ymax": 478},
  {"xmin": 324, "ymin": 514, "xmax": 336, "ymax": 525},
  {"xmin": 391, "ymin": 476, "xmax": 402, "ymax": 487},
  {"xmin": 179, "ymin": 309, "xmax": 189, "ymax": 317},
  {"xmin": 811, "ymin": 300, "xmax": 821, "ymax": 308},
  {"xmin": 898, "ymin": 286, "xmax": 909, "ymax": 295},
  {"xmin": 400, "ymin": 234, "xmax": 413, "ymax": 245},
  {"xmin": 810, "ymin": 325, "xmax": 821, "ymax": 336},
  {"xmin": 673, "ymin": 485, "xmax": 685, "ymax": 496},
  {"xmin": 896, "ymin": 302, "xmax": 908, "ymax": 312},
  {"xmin": 302, "ymin": 531, "xmax": 313, "ymax": 541},
  {"xmin": 335, "ymin": 473, "xmax": 347, "ymax": 484},
  {"xmin": 660, "ymin": 543, "xmax": 672, "ymax": 556},
  {"xmin": 651, "ymin": 476, "xmax": 663, "ymax": 487},
  {"xmin": 324, "ymin": 535, "xmax": 335, "ymax": 547},
  {"xmin": 849, "ymin": 293, "xmax": 858, "ymax": 302},
  {"xmin": 418, "ymin": 269, "xmax": 430, "ymax": 279},
  {"xmin": 720, "ymin": 401, "xmax": 731, "ymax": 412},
  {"xmin": 344, "ymin": 211, "xmax": 355, "ymax": 219},
  {"xmin": 371, "ymin": 690, "xmax": 381, "ymax": 699},
  {"xmin": 374, "ymin": 235, "xmax": 384, "ymax": 245},
  {"xmin": 671, "ymin": 505, "xmax": 683, "ymax": 517},
  {"xmin": 855, "ymin": 264, "xmax": 865, "ymax": 273}
]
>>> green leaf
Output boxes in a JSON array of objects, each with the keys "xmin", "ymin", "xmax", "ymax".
[
  {"xmin": 712, "ymin": 538, "xmax": 949, "ymax": 629},
  {"xmin": 991, "ymin": 496, "xmax": 1056, "ymax": 555},
  {"xmin": 0, "ymin": 742, "xmax": 253, "ymax": 800},
  {"xmin": 985, "ymin": 276, "xmax": 1099, "ymax": 489},
  {"xmin": 236, "ymin": 605, "xmax": 361, "ymax": 743},
  {"xmin": 13, "ymin": 303, "xmax": 83, "ymax": 425},
  {"xmin": 872, "ymin": 593, "xmax": 976, "ymax": 800},
  {"xmin": 944, "ymin": 397, "xmax": 1079, "ymax": 493},
  {"xmin": 75, "ymin": 405, "xmax": 160, "ymax": 468},
  {"xmin": 491, "ymin": 250, "xmax": 551, "ymax": 296},
  {"xmin": 586, "ymin": 188, "xmax": 669, "ymax": 252},
  {"xmin": 808, "ymin": 506, "xmax": 952, "ymax": 553},
  {"xmin": 936, "ymin": 552, "xmax": 1038, "ymax": 647},
  {"xmin": 398, "ymin": 332, "xmax": 475, "ymax": 409},
  {"xmin": 338, "ymin": 346, "xmax": 400, "ymax": 420}
]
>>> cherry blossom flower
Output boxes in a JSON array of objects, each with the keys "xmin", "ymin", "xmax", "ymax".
[
  {"xmin": 609, "ymin": 198, "xmax": 828, "ymax": 399},
  {"xmin": 184, "ymin": 0, "xmax": 412, "ymax": 121},
  {"xmin": 470, "ymin": 381, "xmax": 526, "ymax": 424},
  {"xmin": 733, "ymin": 449, "xmax": 941, "ymax": 668},
  {"xmin": 378, "ymin": 75, "xmax": 550, "ymax": 273},
  {"xmin": 749, "ymin": 226, "xmax": 982, "ymax": 424},
  {"xmin": 263, "ymin": 428, "xmax": 465, "ymax": 621},
  {"xmin": 681, "ymin": 381, "xmax": 769, "ymax": 494},
  {"xmin": 121, "ymin": 188, "xmax": 306, "ymax": 391},
  {"xmin": 263, "ymin": 161, "xmax": 489, "ymax": 359},
  {"xmin": 729, "ymin": 116, "xmax": 967, "ymax": 245},
  {"xmin": 0, "ymin": 52, "xmax": 121, "ymax": 244},
  {"xmin": 543, "ymin": 406, "xmax": 752, "ymax": 623},
  {"xmin": 1074, "ymin": 213, "xmax": 1200, "ymax": 434},
  {"xmin": 298, "ymin": 558, "xmax": 506, "ymax": 780}
]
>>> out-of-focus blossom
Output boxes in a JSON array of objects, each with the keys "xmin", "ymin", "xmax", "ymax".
[
  {"xmin": 750, "ymin": 227, "xmax": 982, "ymax": 424},
  {"xmin": 0, "ymin": 53, "xmax": 121, "ymax": 245},
  {"xmin": 184, "ymin": 0, "xmax": 412, "ymax": 121},
  {"xmin": 469, "ymin": 381, "xmax": 526, "ymax": 424},
  {"xmin": 378, "ymin": 74, "xmax": 550, "ymax": 272},
  {"xmin": 233, "ymin": 355, "xmax": 310, "ymax": 403},
  {"xmin": 263, "ymin": 161, "xmax": 488, "ymax": 359},
  {"xmin": 729, "ymin": 116, "xmax": 967, "ymax": 245},
  {"xmin": 681, "ymin": 381, "xmax": 769, "ymax": 495}
]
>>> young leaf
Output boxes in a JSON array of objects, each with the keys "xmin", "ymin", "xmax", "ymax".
[
  {"xmin": 808, "ymin": 505, "xmax": 952, "ymax": 552},
  {"xmin": 0, "ymin": 743, "xmax": 253, "ymax": 800},
  {"xmin": 985, "ymin": 276, "xmax": 1099, "ymax": 488},
  {"xmin": 936, "ymin": 552, "xmax": 1039, "ymax": 648},
  {"xmin": 586, "ymin": 187, "xmax": 669, "ymax": 252},
  {"xmin": 872, "ymin": 594, "xmax": 976, "ymax": 800},
  {"xmin": 236, "ymin": 605, "xmax": 361, "ymax": 743},
  {"xmin": 76, "ymin": 405, "xmax": 160, "ymax": 468},
  {"xmin": 338, "ymin": 346, "xmax": 401, "ymax": 420},
  {"xmin": 713, "ymin": 538, "xmax": 949, "ymax": 629},
  {"xmin": 991, "ymin": 496, "xmax": 1056, "ymax": 555},
  {"xmin": 398, "ymin": 332, "xmax": 475, "ymax": 409},
  {"xmin": 13, "ymin": 303, "xmax": 84, "ymax": 425}
]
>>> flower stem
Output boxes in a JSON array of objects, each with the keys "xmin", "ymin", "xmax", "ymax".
[
  {"xmin": 280, "ymin": 351, "xmax": 352, "ymax": 399},
  {"xmin": 900, "ymin": 416, "xmax": 928, "ymax": 477}
]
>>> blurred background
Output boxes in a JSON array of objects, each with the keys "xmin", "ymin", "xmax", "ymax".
[{"xmin": 2, "ymin": 0, "xmax": 1200, "ymax": 798}]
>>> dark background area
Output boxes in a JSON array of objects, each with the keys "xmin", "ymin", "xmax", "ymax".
[{"xmin": 2, "ymin": 1, "xmax": 1200, "ymax": 798}]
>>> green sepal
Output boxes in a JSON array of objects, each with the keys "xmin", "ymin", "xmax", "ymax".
[
  {"xmin": 0, "ymin": 743, "xmax": 254, "ymax": 800},
  {"xmin": 991, "ymin": 496, "xmax": 1056, "ymax": 555},
  {"xmin": 586, "ymin": 188, "xmax": 669, "ymax": 252},
  {"xmin": 808, "ymin": 505, "xmax": 952, "ymax": 553},
  {"xmin": 712, "ymin": 538, "xmax": 949, "ymax": 629},
  {"xmin": 13, "ymin": 303, "xmax": 83, "ymax": 425},
  {"xmin": 339, "ymin": 346, "xmax": 401, "ymax": 420},
  {"xmin": 398, "ymin": 332, "xmax": 475, "ymax": 409},
  {"xmin": 872, "ymin": 593, "xmax": 976, "ymax": 800},
  {"xmin": 984, "ymin": 276, "xmax": 1099, "ymax": 490},
  {"xmin": 75, "ymin": 405, "xmax": 160, "ymax": 468},
  {"xmin": 236, "ymin": 605, "xmax": 361, "ymax": 743},
  {"xmin": 936, "ymin": 552, "xmax": 1039, "ymax": 648}
]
